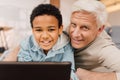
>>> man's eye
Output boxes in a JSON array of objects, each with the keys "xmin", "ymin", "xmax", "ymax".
[
  {"xmin": 81, "ymin": 26, "xmax": 89, "ymax": 30},
  {"xmin": 70, "ymin": 23, "xmax": 76, "ymax": 28}
]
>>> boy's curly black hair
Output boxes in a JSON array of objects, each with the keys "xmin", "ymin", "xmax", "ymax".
[{"xmin": 30, "ymin": 4, "xmax": 62, "ymax": 28}]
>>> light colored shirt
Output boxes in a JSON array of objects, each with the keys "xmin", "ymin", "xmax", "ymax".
[{"xmin": 75, "ymin": 31, "xmax": 120, "ymax": 80}]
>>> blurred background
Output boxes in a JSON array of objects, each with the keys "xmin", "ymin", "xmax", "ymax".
[{"xmin": 0, "ymin": 0, "xmax": 120, "ymax": 53}]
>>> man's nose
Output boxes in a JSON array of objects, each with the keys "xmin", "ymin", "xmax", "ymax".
[{"xmin": 72, "ymin": 28, "xmax": 81, "ymax": 36}]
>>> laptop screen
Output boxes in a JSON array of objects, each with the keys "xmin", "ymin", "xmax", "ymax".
[{"xmin": 0, "ymin": 61, "xmax": 71, "ymax": 80}]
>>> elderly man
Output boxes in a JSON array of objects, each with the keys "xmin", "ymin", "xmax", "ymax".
[{"xmin": 69, "ymin": 0, "xmax": 120, "ymax": 80}]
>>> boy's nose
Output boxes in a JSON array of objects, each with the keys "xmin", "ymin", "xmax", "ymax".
[{"xmin": 41, "ymin": 31, "xmax": 49, "ymax": 39}]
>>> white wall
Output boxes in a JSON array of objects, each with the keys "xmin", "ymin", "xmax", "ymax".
[{"xmin": 60, "ymin": 0, "xmax": 75, "ymax": 30}]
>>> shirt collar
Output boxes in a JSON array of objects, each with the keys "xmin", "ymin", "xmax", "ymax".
[{"xmin": 30, "ymin": 35, "xmax": 41, "ymax": 51}]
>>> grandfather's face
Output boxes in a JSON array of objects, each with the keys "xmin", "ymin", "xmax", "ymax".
[{"xmin": 69, "ymin": 11, "xmax": 101, "ymax": 49}]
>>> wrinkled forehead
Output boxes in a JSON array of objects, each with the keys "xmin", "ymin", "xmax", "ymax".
[
  {"xmin": 71, "ymin": 11, "xmax": 97, "ymax": 23},
  {"xmin": 72, "ymin": 11, "xmax": 96, "ymax": 18}
]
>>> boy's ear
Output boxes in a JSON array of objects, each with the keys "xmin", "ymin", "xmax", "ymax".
[
  {"xmin": 59, "ymin": 25, "xmax": 63, "ymax": 35},
  {"xmin": 32, "ymin": 28, "xmax": 35, "ymax": 33},
  {"xmin": 32, "ymin": 28, "xmax": 34, "ymax": 32}
]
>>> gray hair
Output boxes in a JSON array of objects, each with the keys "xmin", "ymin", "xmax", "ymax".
[{"xmin": 71, "ymin": 0, "xmax": 108, "ymax": 28}]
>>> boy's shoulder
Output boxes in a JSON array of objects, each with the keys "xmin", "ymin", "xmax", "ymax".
[{"xmin": 20, "ymin": 35, "xmax": 34, "ymax": 49}]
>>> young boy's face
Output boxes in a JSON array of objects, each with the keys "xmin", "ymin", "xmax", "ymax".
[{"xmin": 32, "ymin": 15, "xmax": 63, "ymax": 53}]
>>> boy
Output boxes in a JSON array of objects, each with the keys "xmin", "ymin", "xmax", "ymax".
[{"xmin": 16, "ymin": 4, "xmax": 78, "ymax": 80}]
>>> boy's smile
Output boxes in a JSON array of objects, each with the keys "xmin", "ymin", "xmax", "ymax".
[{"xmin": 40, "ymin": 40, "xmax": 53, "ymax": 46}]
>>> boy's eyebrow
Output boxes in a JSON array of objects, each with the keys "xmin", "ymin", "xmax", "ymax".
[
  {"xmin": 33, "ymin": 26, "xmax": 57, "ymax": 29},
  {"xmin": 33, "ymin": 26, "xmax": 41, "ymax": 28},
  {"xmin": 48, "ymin": 26, "xmax": 56, "ymax": 28}
]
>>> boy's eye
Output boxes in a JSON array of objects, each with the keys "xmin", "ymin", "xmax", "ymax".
[
  {"xmin": 48, "ymin": 28, "xmax": 55, "ymax": 32},
  {"xmin": 35, "ymin": 29, "xmax": 42, "ymax": 32}
]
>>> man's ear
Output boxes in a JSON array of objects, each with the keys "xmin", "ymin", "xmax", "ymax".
[
  {"xmin": 59, "ymin": 25, "xmax": 63, "ymax": 35},
  {"xmin": 98, "ymin": 25, "xmax": 105, "ymax": 34}
]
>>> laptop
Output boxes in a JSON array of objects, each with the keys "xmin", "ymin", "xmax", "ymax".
[{"xmin": 0, "ymin": 61, "xmax": 71, "ymax": 80}]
